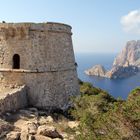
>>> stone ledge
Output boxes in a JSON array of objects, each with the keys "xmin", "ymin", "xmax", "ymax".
[
  {"xmin": 0, "ymin": 85, "xmax": 28, "ymax": 113},
  {"xmin": 0, "ymin": 22, "xmax": 72, "ymax": 35},
  {"xmin": 0, "ymin": 66, "xmax": 76, "ymax": 73}
]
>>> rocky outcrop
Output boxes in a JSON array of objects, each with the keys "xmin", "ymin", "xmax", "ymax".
[
  {"xmin": 0, "ymin": 119, "xmax": 14, "ymax": 139},
  {"xmin": 85, "ymin": 65, "xmax": 139, "ymax": 79},
  {"xmin": 113, "ymin": 40, "xmax": 140, "ymax": 67},
  {"xmin": 0, "ymin": 108, "xmax": 78, "ymax": 140},
  {"xmin": 6, "ymin": 131, "xmax": 20, "ymax": 140},
  {"xmin": 37, "ymin": 125, "xmax": 62, "ymax": 138},
  {"xmin": 85, "ymin": 65, "xmax": 106, "ymax": 77},
  {"xmin": 85, "ymin": 40, "xmax": 140, "ymax": 79},
  {"xmin": 106, "ymin": 66, "xmax": 139, "ymax": 79}
]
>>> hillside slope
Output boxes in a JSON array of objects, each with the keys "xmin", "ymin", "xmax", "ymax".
[
  {"xmin": 71, "ymin": 81, "xmax": 140, "ymax": 140},
  {"xmin": 0, "ymin": 81, "xmax": 139, "ymax": 140}
]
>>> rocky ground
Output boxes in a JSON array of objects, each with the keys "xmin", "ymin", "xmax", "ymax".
[
  {"xmin": 0, "ymin": 80, "xmax": 139, "ymax": 140},
  {"xmin": 71, "ymin": 81, "xmax": 140, "ymax": 140},
  {"xmin": 0, "ymin": 108, "xmax": 79, "ymax": 140}
]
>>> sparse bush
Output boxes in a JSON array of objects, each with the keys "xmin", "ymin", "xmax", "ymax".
[{"xmin": 70, "ymin": 81, "xmax": 140, "ymax": 139}]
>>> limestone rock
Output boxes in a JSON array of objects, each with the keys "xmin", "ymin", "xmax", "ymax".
[
  {"xmin": 0, "ymin": 119, "xmax": 14, "ymax": 138},
  {"xmin": 39, "ymin": 117, "xmax": 47, "ymax": 125},
  {"xmin": 37, "ymin": 125, "xmax": 62, "ymax": 139},
  {"xmin": 0, "ymin": 109, "xmax": 76, "ymax": 140},
  {"xmin": 68, "ymin": 121, "xmax": 79, "ymax": 129},
  {"xmin": 85, "ymin": 40, "xmax": 140, "ymax": 79},
  {"xmin": 19, "ymin": 123, "xmax": 30, "ymax": 140},
  {"xmin": 85, "ymin": 65, "xmax": 107, "ymax": 77},
  {"xmin": 113, "ymin": 40, "xmax": 140, "ymax": 67},
  {"xmin": 39, "ymin": 116, "xmax": 53, "ymax": 125},
  {"xmin": 28, "ymin": 135, "xmax": 35, "ymax": 140},
  {"xmin": 60, "ymin": 132, "xmax": 68, "ymax": 139},
  {"xmin": 34, "ymin": 135, "xmax": 52, "ymax": 140},
  {"xmin": 20, "ymin": 131, "xmax": 29, "ymax": 140},
  {"xmin": 6, "ymin": 131, "xmax": 20, "ymax": 140},
  {"xmin": 46, "ymin": 116, "xmax": 54, "ymax": 123},
  {"xmin": 27, "ymin": 122, "xmax": 38, "ymax": 135},
  {"xmin": 106, "ymin": 66, "xmax": 139, "ymax": 79}
]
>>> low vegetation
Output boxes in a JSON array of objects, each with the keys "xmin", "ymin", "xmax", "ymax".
[{"xmin": 70, "ymin": 80, "xmax": 140, "ymax": 140}]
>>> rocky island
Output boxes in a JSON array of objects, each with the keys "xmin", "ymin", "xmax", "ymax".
[
  {"xmin": 85, "ymin": 40, "xmax": 140, "ymax": 79},
  {"xmin": 85, "ymin": 65, "xmax": 107, "ymax": 77}
]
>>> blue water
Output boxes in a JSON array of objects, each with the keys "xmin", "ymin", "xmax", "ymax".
[{"xmin": 75, "ymin": 53, "xmax": 140, "ymax": 99}]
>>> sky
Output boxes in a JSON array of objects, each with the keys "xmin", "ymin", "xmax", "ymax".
[{"xmin": 0, "ymin": 0, "xmax": 140, "ymax": 53}]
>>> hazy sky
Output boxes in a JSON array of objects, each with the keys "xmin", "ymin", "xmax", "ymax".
[{"xmin": 0, "ymin": 0, "xmax": 140, "ymax": 53}]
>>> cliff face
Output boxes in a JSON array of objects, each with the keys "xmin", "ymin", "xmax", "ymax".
[
  {"xmin": 113, "ymin": 40, "xmax": 140, "ymax": 67},
  {"xmin": 85, "ymin": 65, "xmax": 106, "ymax": 77},
  {"xmin": 106, "ymin": 66, "xmax": 139, "ymax": 79},
  {"xmin": 85, "ymin": 40, "xmax": 140, "ymax": 79}
]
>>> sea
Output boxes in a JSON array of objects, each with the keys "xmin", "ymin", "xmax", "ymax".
[{"xmin": 75, "ymin": 53, "xmax": 140, "ymax": 99}]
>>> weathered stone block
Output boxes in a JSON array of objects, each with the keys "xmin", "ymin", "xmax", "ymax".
[{"xmin": 0, "ymin": 85, "xmax": 28, "ymax": 113}]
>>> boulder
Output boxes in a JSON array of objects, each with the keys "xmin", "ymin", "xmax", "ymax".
[
  {"xmin": 37, "ymin": 125, "xmax": 62, "ymax": 138},
  {"xmin": 27, "ymin": 122, "xmax": 38, "ymax": 135},
  {"xmin": 20, "ymin": 131, "xmax": 29, "ymax": 140},
  {"xmin": 28, "ymin": 135, "xmax": 35, "ymax": 140},
  {"xmin": 46, "ymin": 116, "xmax": 53, "ymax": 123},
  {"xmin": 68, "ymin": 121, "xmax": 79, "ymax": 129},
  {"xmin": 39, "ymin": 116, "xmax": 53, "ymax": 125},
  {"xmin": 0, "ymin": 119, "xmax": 14, "ymax": 139},
  {"xmin": 6, "ymin": 131, "xmax": 20, "ymax": 140}
]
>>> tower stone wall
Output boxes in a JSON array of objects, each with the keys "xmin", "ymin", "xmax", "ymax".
[{"xmin": 0, "ymin": 22, "xmax": 79, "ymax": 110}]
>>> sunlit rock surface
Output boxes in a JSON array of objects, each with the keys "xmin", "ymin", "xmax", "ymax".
[{"xmin": 85, "ymin": 40, "xmax": 140, "ymax": 79}]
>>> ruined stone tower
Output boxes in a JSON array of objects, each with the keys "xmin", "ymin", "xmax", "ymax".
[{"xmin": 0, "ymin": 22, "xmax": 79, "ymax": 111}]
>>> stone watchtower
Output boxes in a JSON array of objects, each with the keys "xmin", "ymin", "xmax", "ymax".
[{"xmin": 0, "ymin": 22, "xmax": 79, "ymax": 111}]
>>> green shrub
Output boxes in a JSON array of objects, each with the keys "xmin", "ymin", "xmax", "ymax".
[
  {"xmin": 70, "ymin": 81, "xmax": 140, "ymax": 139},
  {"xmin": 130, "ymin": 87, "xmax": 140, "ymax": 94}
]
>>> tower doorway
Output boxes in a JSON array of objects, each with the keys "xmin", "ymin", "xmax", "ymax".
[{"xmin": 13, "ymin": 54, "xmax": 20, "ymax": 69}]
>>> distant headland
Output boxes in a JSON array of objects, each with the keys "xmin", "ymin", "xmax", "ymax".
[{"xmin": 85, "ymin": 40, "xmax": 140, "ymax": 79}]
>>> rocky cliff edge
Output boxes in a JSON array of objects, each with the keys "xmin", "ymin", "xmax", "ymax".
[{"xmin": 85, "ymin": 40, "xmax": 140, "ymax": 79}]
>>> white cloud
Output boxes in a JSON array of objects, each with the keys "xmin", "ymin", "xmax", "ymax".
[{"xmin": 121, "ymin": 10, "xmax": 140, "ymax": 34}]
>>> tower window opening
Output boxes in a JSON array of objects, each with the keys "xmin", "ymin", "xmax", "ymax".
[{"xmin": 13, "ymin": 54, "xmax": 20, "ymax": 69}]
